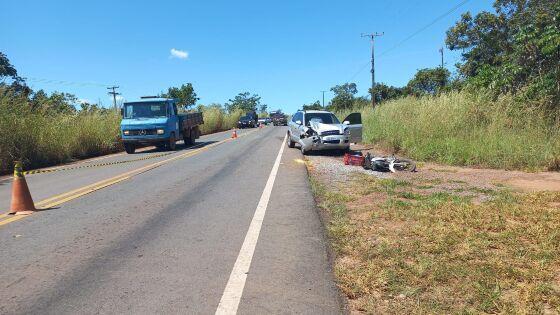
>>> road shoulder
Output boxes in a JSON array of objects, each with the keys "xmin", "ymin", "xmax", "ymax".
[{"xmin": 238, "ymin": 138, "xmax": 346, "ymax": 314}]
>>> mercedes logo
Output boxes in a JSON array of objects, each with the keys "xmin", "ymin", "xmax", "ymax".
[{"xmin": 139, "ymin": 129, "xmax": 146, "ymax": 136}]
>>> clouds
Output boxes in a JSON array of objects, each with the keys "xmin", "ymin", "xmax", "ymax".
[{"xmin": 170, "ymin": 48, "xmax": 189, "ymax": 60}]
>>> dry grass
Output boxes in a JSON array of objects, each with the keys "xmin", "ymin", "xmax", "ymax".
[
  {"xmin": 337, "ymin": 91, "xmax": 560, "ymax": 171},
  {"xmin": 310, "ymin": 172, "xmax": 560, "ymax": 314}
]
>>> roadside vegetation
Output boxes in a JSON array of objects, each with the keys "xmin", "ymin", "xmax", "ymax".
[
  {"xmin": 0, "ymin": 85, "xmax": 122, "ymax": 174},
  {"xmin": 354, "ymin": 91, "xmax": 560, "ymax": 170},
  {"xmin": 0, "ymin": 53, "xmax": 262, "ymax": 174},
  {"xmin": 309, "ymin": 171, "xmax": 560, "ymax": 313},
  {"xmin": 307, "ymin": 0, "xmax": 560, "ymax": 171}
]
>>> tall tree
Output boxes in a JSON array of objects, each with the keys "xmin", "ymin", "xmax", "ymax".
[
  {"xmin": 162, "ymin": 83, "xmax": 199, "ymax": 109},
  {"xmin": 225, "ymin": 92, "xmax": 263, "ymax": 113},
  {"xmin": 446, "ymin": 0, "xmax": 560, "ymax": 104},
  {"xmin": 302, "ymin": 100, "xmax": 323, "ymax": 110},
  {"xmin": 0, "ymin": 52, "xmax": 18, "ymax": 80},
  {"xmin": 407, "ymin": 68, "xmax": 451, "ymax": 95},
  {"xmin": 369, "ymin": 83, "xmax": 406, "ymax": 103},
  {"xmin": 329, "ymin": 83, "xmax": 358, "ymax": 111}
]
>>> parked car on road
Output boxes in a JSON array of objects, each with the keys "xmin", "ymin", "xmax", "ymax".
[
  {"xmin": 237, "ymin": 115, "xmax": 257, "ymax": 128},
  {"xmin": 120, "ymin": 97, "xmax": 203, "ymax": 154},
  {"xmin": 286, "ymin": 110, "xmax": 362, "ymax": 155},
  {"xmin": 258, "ymin": 118, "xmax": 267, "ymax": 125},
  {"xmin": 270, "ymin": 111, "xmax": 288, "ymax": 126}
]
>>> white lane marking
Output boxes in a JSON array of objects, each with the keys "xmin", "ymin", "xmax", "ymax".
[{"xmin": 215, "ymin": 134, "xmax": 287, "ymax": 315}]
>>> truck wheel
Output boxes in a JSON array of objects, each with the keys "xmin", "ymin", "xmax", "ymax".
[
  {"xmin": 301, "ymin": 145, "xmax": 309, "ymax": 155},
  {"xmin": 183, "ymin": 134, "xmax": 194, "ymax": 146},
  {"xmin": 124, "ymin": 143, "xmax": 136, "ymax": 154},
  {"xmin": 168, "ymin": 134, "xmax": 177, "ymax": 151}
]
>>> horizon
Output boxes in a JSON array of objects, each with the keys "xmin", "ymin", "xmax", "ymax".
[{"xmin": 2, "ymin": 0, "xmax": 493, "ymax": 113}]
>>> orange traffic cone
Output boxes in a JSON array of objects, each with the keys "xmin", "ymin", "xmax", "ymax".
[
  {"xmin": 9, "ymin": 161, "xmax": 36, "ymax": 215},
  {"xmin": 231, "ymin": 129, "xmax": 238, "ymax": 139}
]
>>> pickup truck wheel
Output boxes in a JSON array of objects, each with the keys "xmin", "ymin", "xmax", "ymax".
[
  {"xmin": 124, "ymin": 144, "xmax": 136, "ymax": 154},
  {"xmin": 168, "ymin": 134, "xmax": 177, "ymax": 151},
  {"xmin": 301, "ymin": 145, "xmax": 308, "ymax": 155}
]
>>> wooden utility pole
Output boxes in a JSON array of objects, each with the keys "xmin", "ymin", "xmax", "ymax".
[{"xmin": 107, "ymin": 86, "xmax": 121, "ymax": 110}]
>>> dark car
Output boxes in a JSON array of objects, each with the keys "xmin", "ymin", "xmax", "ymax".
[
  {"xmin": 237, "ymin": 115, "xmax": 256, "ymax": 128},
  {"xmin": 271, "ymin": 113, "xmax": 288, "ymax": 126}
]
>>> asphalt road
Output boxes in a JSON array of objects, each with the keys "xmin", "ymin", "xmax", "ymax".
[{"xmin": 0, "ymin": 126, "xmax": 344, "ymax": 314}]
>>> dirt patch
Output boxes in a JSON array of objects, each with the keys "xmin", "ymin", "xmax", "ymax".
[
  {"xmin": 306, "ymin": 147, "xmax": 560, "ymax": 314},
  {"xmin": 309, "ymin": 146, "xmax": 560, "ymax": 193}
]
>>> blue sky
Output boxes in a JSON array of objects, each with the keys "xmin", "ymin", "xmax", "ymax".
[{"xmin": 2, "ymin": 0, "xmax": 493, "ymax": 113}]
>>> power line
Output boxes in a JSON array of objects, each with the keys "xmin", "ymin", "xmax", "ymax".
[
  {"xmin": 346, "ymin": 0, "xmax": 470, "ymax": 83},
  {"xmin": 26, "ymin": 76, "xmax": 113, "ymax": 88},
  {"xmin": 378, "ymin": 0, "xmax": 470, "ymax": 58}
]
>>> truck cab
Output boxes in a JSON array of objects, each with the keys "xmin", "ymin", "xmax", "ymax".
[{"xmin": 120, "ymin": 98, "xmax": 203, "ymax": 154}]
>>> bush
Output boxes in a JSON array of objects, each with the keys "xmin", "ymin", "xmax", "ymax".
[
  {"xmin": 198, "ymin": 106, "xmax": 242, "ymax": 135},
  {"xmin": 0, "ymin": 88, "xmax": 121, "ymax": 174},
  {"xmin": 345, "ymin": 91, "xmax": 560, "ymax": 170}
]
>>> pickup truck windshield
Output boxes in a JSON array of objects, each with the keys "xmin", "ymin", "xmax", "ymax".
[
  {"xmin": 305, "ymin": 113, "xmax": 340, "ymax": 125},
  {"xmin": 124, "ymin": 102, "xmax": 167, "ymax": 119}
]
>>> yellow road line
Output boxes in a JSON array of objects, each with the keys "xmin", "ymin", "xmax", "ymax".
[
  {"xmin": 0, "ymin": 215, "xmax": 26, "ymax": 227},
  {"xmin": 0, "ymin": 128, "xmax": 260, "ymax": 227}
]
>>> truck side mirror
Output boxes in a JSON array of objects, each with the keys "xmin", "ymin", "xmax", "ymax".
[
  {"xmin": 296, "ymin": 120, "xmax": 302, "ymax": 125},
  {"xmin": 120, "ymin": 108, "xmax": 124, "ymax": 117},
  {"xmin": 343, "ymin": 121, "xmax": 350, "ymax": 125}
]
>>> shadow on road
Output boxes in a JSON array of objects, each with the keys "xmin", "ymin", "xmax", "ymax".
[{"xmin": 131, "ymin": 140, "xmax": 219, "ymax": 155}]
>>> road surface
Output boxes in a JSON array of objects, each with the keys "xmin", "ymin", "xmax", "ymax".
[{"xmin": 0, "ymin": 126, "xmax": 344, "ymax": 314}]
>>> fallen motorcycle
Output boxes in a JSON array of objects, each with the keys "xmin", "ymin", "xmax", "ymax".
[{"xmin": 363, "ymin": 153, "xmax": 416, "ymax": 172}]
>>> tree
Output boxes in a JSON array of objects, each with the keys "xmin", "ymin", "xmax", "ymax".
[
  {"xmin": 0, "ymin": 52, "xmax": 19, "ymax": 81},
  {"xmin": 446, "ymin": 0, "xmax": 560, "ymax": 105},
  {"xmin": 302, "ymin": 100, "xmax": 323, "ymax": 110},
  {"xmin": 329, "ymin": 83, "xmax": 358, "ymax": 111},
  {"xmin": 407, "ymin": 68, "xmax": 451, "ymax": 95},
  {"xmin": 161, "ymin": 83, "xmax": 199, "ymax": 109},
  {"xmin": 225, "ymin": 92, "xmax": 263, "ymax": 113},
  {"xmin": 369, "ymin": 83, "xmax": 405, "ymax": 103}
]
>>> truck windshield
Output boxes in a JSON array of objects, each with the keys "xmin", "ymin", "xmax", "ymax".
[
  {"xmin": 305, "ymin": 113, "xmax": 340, "ymax": 125},
  {"xmin": 123, "ymin": 102, "xmax": 167, "ymax": 119}
]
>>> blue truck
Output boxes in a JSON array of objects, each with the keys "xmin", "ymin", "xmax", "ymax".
[{"xmin": 120, "ymin": 97, "xmax": 204, "ymax": 154}]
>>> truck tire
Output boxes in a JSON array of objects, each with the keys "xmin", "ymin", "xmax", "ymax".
[
  {"xmin": 168, "ymin": 134, "xmax": 177, "ymax": 151},
  {"xmin": 124, "ymin": 143, "xmax": 136, "ymax": 154},
  {"xmin": 183, "ymin": 133, "xmax": 194, "ymax": 146}
]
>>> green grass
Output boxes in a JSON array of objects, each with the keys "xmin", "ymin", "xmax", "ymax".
[
  {"xmin": 340, "ymin": 91, "xmax": 560, "ymax": 171},
  {"xmin": 0, "ymin": 92, "xmax": 122, "ymax": 174},
  {"xmin": 198, "ymin": 107, "xmax": 243, "ymax": 135},
  {"xmin": 0, "ymin": 90, "xmax": 244, "ymax": 174}
]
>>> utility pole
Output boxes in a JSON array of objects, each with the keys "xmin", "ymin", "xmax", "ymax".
[
  {"xmin": 107, "ymin": 86, "xmax": 121, "ymax": 110},
  {"xmin": 321, "ymin": 90, "xmax": 327, "ymax": 109},
  {"xmin": 439, "ymin": 47, "xmax": 444, "ymax": 68},
  {"xmin": 361, "ymin": 32, "xmax": 384, "ymax": 108}
]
